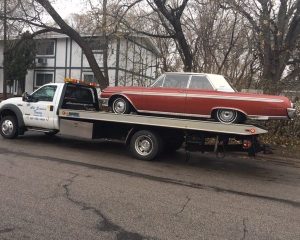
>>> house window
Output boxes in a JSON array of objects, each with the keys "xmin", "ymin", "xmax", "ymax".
[
  {"xmin": 35, "ymin": 72, "xmax": 53, "ymax": 87},
  {"xmin": 36, "ymin": 40, "xmax": 55, "ymax": 56},
  {"xmin": 84, "ymin": 37, "xmax": 106, "ymax": 53},
  {"xmin": 83, "ymin": 74, "xmax": 97, "ymax": 84}
]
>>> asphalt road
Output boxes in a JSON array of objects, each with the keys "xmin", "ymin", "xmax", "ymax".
[{"xmin": 0, "ymin": 133, "xmax": 299, "ymax": 240}]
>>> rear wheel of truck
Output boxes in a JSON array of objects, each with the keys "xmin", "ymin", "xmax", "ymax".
[
  {"xmin": 130, "ymin": 130, "xmax": 163, "ymax": 161},
  {"xmin": 0, "ymin": 115, "xmax": 19, "ymax": 139}
]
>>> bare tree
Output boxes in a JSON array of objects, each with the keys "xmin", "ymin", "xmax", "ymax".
[
  {"xmin": 224, "ymin": 0, "xmax": 300, "ymax": 93},
  {"xmin": 0, "ymin": 0, "xmax": 109, "ymax": 89},
  {"xmin": 35, "ymin": 0, "xmax": 108, "ymax": 89}
]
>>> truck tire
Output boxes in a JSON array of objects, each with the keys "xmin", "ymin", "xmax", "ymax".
[
  {"xmin": 0, "ymin": 115, "xmax": 19, "ymax": 139},
  {"xmin": 130, "ymin": 130, "xmax": 163, "ymax": 161}
]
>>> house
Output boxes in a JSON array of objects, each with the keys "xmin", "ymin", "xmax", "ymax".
[{"xmin": 0, "ymin": 32, "xmax": 160, "ymax": 95}]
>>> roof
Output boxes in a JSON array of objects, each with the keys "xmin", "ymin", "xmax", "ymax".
[
  {"xmin": 0, "ymin": 31, "xmax": 160, "ymax": 55},
  {"xmin": 166, "ymin": 72, "xmax": 223, "ymax": 77}
]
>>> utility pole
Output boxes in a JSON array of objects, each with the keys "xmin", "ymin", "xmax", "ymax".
[{"xmin": 2, "ymin": 0, "xmax": 7, "ymax": 99}]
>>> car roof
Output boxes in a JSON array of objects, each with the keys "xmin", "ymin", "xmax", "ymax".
[{"xmin": 165, "ymin": 72, "xmax": 223, "ymax": 78}]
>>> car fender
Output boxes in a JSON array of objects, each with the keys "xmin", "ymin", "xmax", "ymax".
[
  {"xmin": 0, "ymin": 104, "xmax": 25, "ymax": 128},
  {"xmin": 210, "ymin": 106, "xmax": 248, "ymax": 117},
  {"xmin": 109, "ymin": 93, "xmax": 138, "ymax": 111}
]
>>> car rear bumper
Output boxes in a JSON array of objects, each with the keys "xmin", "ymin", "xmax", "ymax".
[
  {"xmin": 287, "ymin": 108, "xmax": 296, "ymax": 119},
  {"xmin": 248, "ymin": 108, "xmax": 296, "ymax": 120}
]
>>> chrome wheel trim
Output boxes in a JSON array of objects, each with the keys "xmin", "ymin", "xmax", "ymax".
[
  {"xmin": 1, "ymin": 120, "xmax": 14, "ymax": 136},
  {"xmin": 113, "ymin": 99, "xmax": 126, "ymax": 114},
  {"xmin": 135, "ymin": 135, "xmax": 153, "ymax": 156},
  {"xmin": 217, "ymin": 109, "xmax": 237, "ymax": 123}
]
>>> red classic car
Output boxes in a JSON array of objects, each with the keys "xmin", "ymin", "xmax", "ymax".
[{"xmin": 99, "ymin": 72, "xmax": 296, "ymax": 124}]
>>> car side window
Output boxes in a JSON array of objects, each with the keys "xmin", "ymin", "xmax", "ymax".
[
  {"xmin": 189, "ymin": 76, "xmax": 214, "ymax": 90},
  {"xmin": 31, "ymin": 85, "xmax": 57, "ymax": 102},
  {"xmin": 163, "ymin": 74, "xmax": 190, "ymax": 88}
]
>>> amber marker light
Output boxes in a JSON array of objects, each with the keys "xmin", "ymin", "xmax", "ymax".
[{"xmin": 245, "ymin": 128, "xmax": 256, "ymax": 134}]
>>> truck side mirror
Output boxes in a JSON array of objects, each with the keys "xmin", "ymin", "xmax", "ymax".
[
  {"xmin": 22, "ymin": 92, "xmax": 37, "ymax": 102},
  {"xmin": 22, "ymin": 92, "xmax": 29, "ymax": 102}
]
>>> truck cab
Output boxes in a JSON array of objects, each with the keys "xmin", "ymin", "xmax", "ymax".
[{"xmin": 0, "ymin": 83, "xmax": 99, "ymax": 138}]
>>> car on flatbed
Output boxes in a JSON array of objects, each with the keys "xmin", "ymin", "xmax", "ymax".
[{"xmin": 100, "ymin": 72, "xmax": 296, "ymax": 124}]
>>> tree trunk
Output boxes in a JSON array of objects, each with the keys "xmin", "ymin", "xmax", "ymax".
[
  {"xmin": 36, "ymin": 0, "xmax": 109, "ymax": 89},
  {"xmin": 102, "ymin": 0, "xmax": 109, "ymax": 83},
  {"xmin": 153, "ymin": 0, "xmax": 193, "ymax": 72}
]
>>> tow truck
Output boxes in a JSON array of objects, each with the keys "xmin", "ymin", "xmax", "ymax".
[{"xmin": 0, "ymin": 80, "xmax": 268, "ymax": 160}]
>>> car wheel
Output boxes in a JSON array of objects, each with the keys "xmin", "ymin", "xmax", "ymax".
[
  {"xmin": 112, "ymin": 97, "xmax": 131, "ymax": 114},
  {"xmin": 215, "ymin": 109, "xmax": 241, "ymax": 124},
  {"xmin": 130, "ymin": 130, "xmax": 163, "ymax": 161},
  {"xmin": 0, "ymin": 115, "xmax": 19, "ymax": 139}
]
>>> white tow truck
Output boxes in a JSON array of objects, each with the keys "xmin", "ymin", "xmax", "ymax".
[{"xmin": 0, "ymin": 82, "xmax": 268, "ymax": 160}]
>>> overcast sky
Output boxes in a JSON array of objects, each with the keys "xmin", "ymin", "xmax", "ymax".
[{"xmin": 52, "ymin": 0, "xmax": 87, "ymax": 19}]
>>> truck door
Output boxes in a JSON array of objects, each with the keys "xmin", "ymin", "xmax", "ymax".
[{"xmin": 23, "ymin": 85, "xmax": 58, "ymax": 129}]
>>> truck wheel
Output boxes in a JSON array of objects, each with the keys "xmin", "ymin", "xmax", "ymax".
[
  {"xmin": 130, "ymin": 130, "xmax": 163, "ymax": 161},
  {"xmin": 0, "ymin": 115, "xmax": 18, "ymax": 139},
  {"xmin": 112, "ymin": 97, "xmax": 131, "ymax": 114}
]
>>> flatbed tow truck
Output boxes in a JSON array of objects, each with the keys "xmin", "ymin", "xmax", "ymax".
[{"xmin": 0, "ymin": 82, "xmax": 268, "ymax": 160}]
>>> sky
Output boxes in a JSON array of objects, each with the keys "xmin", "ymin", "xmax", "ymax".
[{"xmin": 51, "ymin": 0, "xmax": 87, "ymax": 19}]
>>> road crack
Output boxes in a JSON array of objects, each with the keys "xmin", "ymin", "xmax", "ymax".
[
  {"xmin": 175, "ymin": 196, "xmax": 191, "ymax": 215},
  {"xmin": 0, "ymin": 227, "xmax": 15, "ymax": 234},
  {"xmin": 241, "ymin": 218, "xmax": 248, "ymax": 240},
  {"xmin": 61, "ymin": 174, "xmax": 156, "ymax": 240}
]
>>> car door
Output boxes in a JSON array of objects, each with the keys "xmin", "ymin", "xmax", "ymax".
[
  {"xmin": 185, "ymin": 75, "xmax": 216, "ymax": 117},
  {"xmin": 139, "ymin": 74, "xmax": 190, "ymax": 115},
  {"xmin": 23, "ymin": 85, "xmax": 59, "ymax": 129}
]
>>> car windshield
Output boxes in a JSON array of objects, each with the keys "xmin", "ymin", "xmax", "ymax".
[
  {"xmin": 151, "ymin": 75, "xmax": 165, "ymax": 87},
  {"xmin": 209, "ymin": 75, "xmax": 236, "ymax": 92}
]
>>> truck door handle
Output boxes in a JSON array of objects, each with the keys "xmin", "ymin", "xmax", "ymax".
[{"xmin": 50, "ymin": 106, "xmax": 54, "ymax": 111}]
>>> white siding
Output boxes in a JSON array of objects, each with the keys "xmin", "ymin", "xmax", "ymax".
[{"xmin": 0, "ymin": 34, "xmax": 159, "ymax": 94}]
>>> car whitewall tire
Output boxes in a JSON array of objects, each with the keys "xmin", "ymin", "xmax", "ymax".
[
  {"xmin": 216, "ymin": 109, "xmax": 239, "ymax": 124},
  {"xmin": 112, "ymin": 97, "xmax": 131, "ymax": 114}
]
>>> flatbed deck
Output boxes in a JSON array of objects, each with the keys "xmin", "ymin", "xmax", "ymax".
[{"xmin": 59, "ymin": 109, "xmax": 267, "ymax": 136}]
